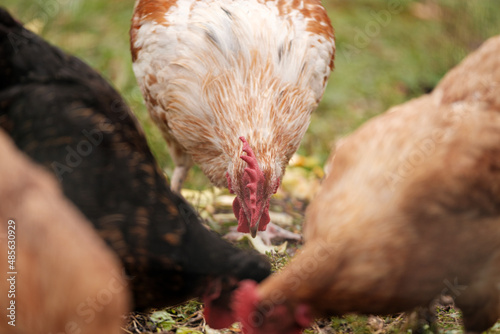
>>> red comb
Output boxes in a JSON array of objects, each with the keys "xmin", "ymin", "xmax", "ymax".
[
  {"xmin": 233, "ymin": 280, "xmax": 260, "ymax": 334},
  {"xmin": 239, "ymin": 137, "xmax": 265, "ymax": 226}
]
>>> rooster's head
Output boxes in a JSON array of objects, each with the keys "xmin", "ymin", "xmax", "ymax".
[{"xmin": 227, "ymin": 136, "xmax": 280, "ymax": 237}]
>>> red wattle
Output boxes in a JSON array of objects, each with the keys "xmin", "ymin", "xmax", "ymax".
[
  {"xmin": 233, "ymin": 197, "xmax": 249, "ymax": 233},
  {"xmin": 258, "ymin": 206, "xmax": 270, "ymax": 231}
]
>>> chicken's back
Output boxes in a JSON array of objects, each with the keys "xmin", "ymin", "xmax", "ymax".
[{"xmin": 435, "ymin": 34, "xmax": 500, "ymax": 109}]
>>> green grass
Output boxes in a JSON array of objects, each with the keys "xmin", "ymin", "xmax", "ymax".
[{"xmin": 3, "ymin": 1, "xmax": 500, "ymax": 333}]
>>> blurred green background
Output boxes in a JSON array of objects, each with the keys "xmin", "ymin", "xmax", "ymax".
[{"xmin": 3, "ymin": 0, "xmax": 500, "ymax": 189}]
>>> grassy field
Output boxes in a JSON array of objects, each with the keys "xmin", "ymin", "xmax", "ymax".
[{"xmin": 3, "ymin": 1, "xmax": 500, "ymax": 333}]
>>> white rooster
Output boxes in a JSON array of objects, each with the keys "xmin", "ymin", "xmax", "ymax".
[{"xmin": 130, "ymin": 0, "xmax": 335, "ymax": 238}]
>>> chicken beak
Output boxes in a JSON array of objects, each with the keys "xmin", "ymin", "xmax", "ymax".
[
  {"xmin": 244, "ymin": 210, "xmax": 259, "ymax": 238},
  {"xmin": 250, "ymin": 225, "xmax": 258, "ymax": 238}
]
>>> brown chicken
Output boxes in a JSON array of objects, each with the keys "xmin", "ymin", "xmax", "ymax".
[
  {"xmin": 0, "ymin": 129, "xmax": 129, "ymax": 334},
  {"xmin": 0, "ymin": 8, "xmax": 270, "ymax": 329},
  {"xmin": 233, "ymin": 35, "xmax": 500, "ymax": 334},
  {"xmin": 130, "ymin": 0, "xmax": 335, "ymax": 237}
]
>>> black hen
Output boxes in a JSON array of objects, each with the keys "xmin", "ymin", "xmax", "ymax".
[{"xmin": 0, "ymin": 8, "xmax": 270, "ymax": 328}]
